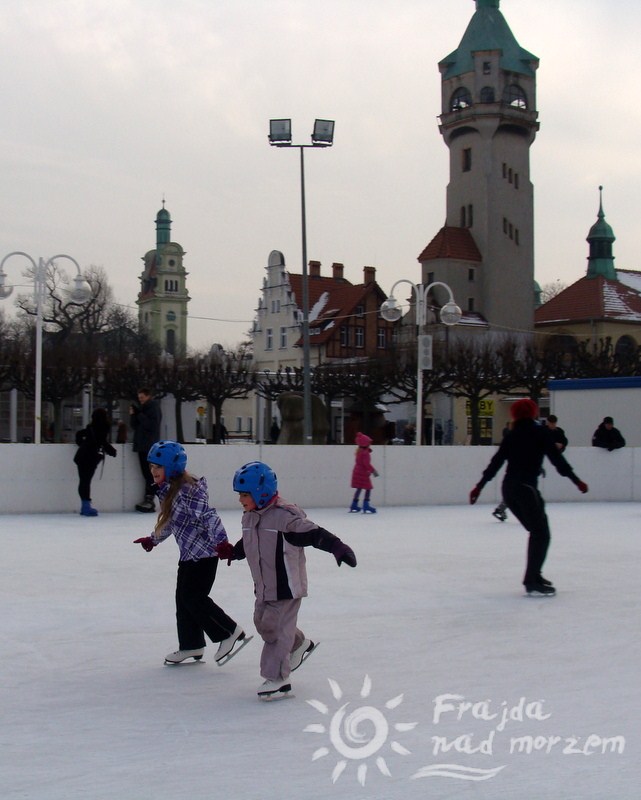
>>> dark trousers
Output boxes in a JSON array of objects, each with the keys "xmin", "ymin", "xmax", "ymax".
[
  {"xmin": 175, "ymin": 558, "xmax": 237, "ymax": 650},
  {"xmin": 76, "ymin": 460, "xmax": 99, "ymax": 501},
  {"xmin": 137, "ymin": 451, "xmax": 155, "ymax": 496},
  {"xmin": 502, "ymin": 479, "xmax": 551, "ymax": 586}
]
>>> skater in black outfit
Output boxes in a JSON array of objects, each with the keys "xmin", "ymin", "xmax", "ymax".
[
  {"xmin": 470, "ymin": 399, "xmax": 589, "ymax": 596},
  {"xmin": 545, "ymin": 415, "xmax": 568, "ymax": 452},
  {"xmin": 74, "ymin": 408, "xmax": 117, "ymax": 516},
  {"xmin": 130, "ymin": 388, "xmax": 162, "ymax": 512}
]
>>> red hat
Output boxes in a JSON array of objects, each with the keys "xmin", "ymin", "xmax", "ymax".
[
  {"xmin": 510, "ymin": 398, "xmax": 539, "ymax": 421},
  {"xmin": 355, "ymin": 432, "xmax": 372, "ymax": 447}
]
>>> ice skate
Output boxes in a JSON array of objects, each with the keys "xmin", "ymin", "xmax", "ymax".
[
  {"xmin": 215, "ymin": 627, "xmax": 253, "ymax": 666},
  {"xmin": 80, "ymin": 500, "xmax": 98, "ymax": 517},
  {"xmin": 164, "ymin": 647, "xmax": 205, "ymax": 664},
  {"xmin": 257, "ymin": 678, "xmax": 293, "ymax": 700},
  {"xmin": 349, "ymin": 500, "xmax": 361, "ymax": 513},
  {"xmin": 492, "ymin": 507, "xmax": 507, "ymax": 522},
  {"xmin": 524, "ymin": 582, "xmax": 556, "ymax": 597},
  {"xmin": 362, "ymin": 500, "xmax": 376, "ymax": 513},
  {"xmin": 290, "ymin": 639, "xmax": 318, "ymax": 672},
  {"xmin": 135, "ymin": 494, "xmax": 156, "ymax": 513}
]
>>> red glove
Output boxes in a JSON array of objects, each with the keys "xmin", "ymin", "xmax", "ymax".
[
  {"xmin": 216, "ymin": 541, "xmax": 236, "ymax": 565},
  {"xmin": 576, "ymin": 480, "xmax": 588, "ymax": 494},
  {"xmin": 133, "ymin": 537, "xmax": 155, "ymax": 552},
  {"xmin": 469, "ymin": 485, "xmax": 481, "ymax": 505}
]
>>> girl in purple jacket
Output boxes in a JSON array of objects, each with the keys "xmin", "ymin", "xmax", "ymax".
[
  {"xmin": 350, "ymin": 432, "xmax": 379, "ymax": 513},
  {"xmin": 133, "ymin": 441, "xmax": 250, "ymax": 666}
]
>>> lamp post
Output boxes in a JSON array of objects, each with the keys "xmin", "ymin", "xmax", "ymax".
[
  {"xmin": 269, "ymin": 118, "xmax": 335, "ymax": 444},
  {"xmin": 380, "ymin": 280, "xmax": 461, "ymax": 446},
  {"xmin": 0, "ymin": 251, "xmax": 92, "ymax": 443}
]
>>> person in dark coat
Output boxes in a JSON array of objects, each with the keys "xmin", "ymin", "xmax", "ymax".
[
  {"xmin": 470, "ymin": 398, "xmax": 588, "ymax": 597},
  {"xmin": 592, "ymin": 416, "xmax": 625, "ymax": 451},
  {"xmin": 74, "ymin": 408, "xmax": 117, "ymax": 516},
  {"xmin": 545, "ymin": 415, "xmax": 568, "ymax": 452},
  {"xmin": 130, "ymin": 388, "xmax": 162, "ymax": 512}
]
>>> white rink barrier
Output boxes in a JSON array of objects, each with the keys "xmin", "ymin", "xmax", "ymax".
[{"xmin": 1, "ymin": 444, "xmax": 640, "ymax": 514}]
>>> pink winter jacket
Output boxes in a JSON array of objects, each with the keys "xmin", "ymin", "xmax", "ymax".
[{"xmin": 351, "ymin": 446, "xmax": 377, "ymax": 490}]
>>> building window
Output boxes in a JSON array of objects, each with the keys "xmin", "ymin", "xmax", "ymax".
[
  {"xmin": 514, "ymin": 173, "xmax": 519, "ymax": 189},
  {"xmin": 279, "ymin": 326, "xmax": 287, "ymax": 348},
  {"xmin": 468, "ymin": 204, "xmax": 473, "ymax": 227},
  {"xmin": 460, "ymin": 206, "xmax": 466, "ymax": 227},
  {"xmin": 427, "ymin": 272, "xmax": 434, "ymax": 285},
  {"xmin": 356, "ymin": 304, "xmax": 365, "ymax": 318},
  {"xmin": 355, "ymin": 327, "xmax": 364, "ymax": 348},
  {"xmin": 502, "ymin": 162, "xmax": 507, "ymax": 178},
  {"xmin": 502, "ymin": 84, "xmax": 527, "ymax": 109},
  {"xmin": 482, "ymin": 61, "xmax": 491, "ymax": 75},
  {"xmin": 468, "ymin": 268, "xmax": 475, "ymax": 282},
  {"xmin": 235, "ymin": 417, "xmax": 242, "ymax": 433},
  {"xmin": 467, "ymin": 298, "xmax": 475, "ymax": 312},
  {"xmin": 166, "ymin": 328, "xmax": 175, "ymax": 356},
  {"xmin": 265, "ymin": 328, "xmax": 273, "ymax": 350},
  {"xmin": 503, "ymin": 217, "xmax": 508, "ymax": 234},
  {"xmin": 271, "ymin": 299, "xmax": 280, "ymax": 313},
  {"xmin": 515, "ymin": 229, "xmax": 520, "ymax": 245},
  {"xmin": 166, "ymin": 311, "xmax": 176, "ymax": 321},
  {"xmin": 480, "ymin": 86, "xmax": 494, "ymax": 103},
  {"xmin": 340, "ymin": 326, "xmax": 349, "ymax": 347},
  {"xmin": 462, "ymin": 148, "xmax": 472, "ymax": 171},
  {"xmin": 450, "ymin": 87, "xmax": 472, "ymax": 111},
  {"xmin": 164, "ymin": 279, "xmax": 178, "ymax": 292},
  {"xmin": 377, "ymin": 328, "xmax": 386, "ymax": 349}
]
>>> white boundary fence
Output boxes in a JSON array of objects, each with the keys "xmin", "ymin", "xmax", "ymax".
[{"xmin": 2, "ymin": 444, "xmax": 640, "ymax": 514}]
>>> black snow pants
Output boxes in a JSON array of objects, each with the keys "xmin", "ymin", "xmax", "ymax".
[
  {"xmin": 175, "ymin": 557, "xmax": 238, "ymax": 650},
  {"xmin": 502, "ymin": 478, "xmax": 551, "ymax": 586}
]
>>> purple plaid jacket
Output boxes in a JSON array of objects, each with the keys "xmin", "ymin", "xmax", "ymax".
[{"xmin": 151, "ymin": 477, "xmax": 228, "ymax": 561}]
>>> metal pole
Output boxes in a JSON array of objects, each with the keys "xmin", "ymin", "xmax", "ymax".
[
  {"xmin": 299, "ymin": 145, "xmax": 312, "ymax": 444},
  {"xmin": 34, "ymin": 258, "xmax": 44, "ymax": 444},
  {"xmin": 415, "ymin": 285, "xmax": 424, "ymax": 447}
]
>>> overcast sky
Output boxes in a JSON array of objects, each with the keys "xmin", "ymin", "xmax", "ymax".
[{"xmin": 1, "ymin": 0, "xmax": 640, "ymax": 349}]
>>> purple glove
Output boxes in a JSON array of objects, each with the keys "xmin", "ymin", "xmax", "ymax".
[
  {"xmin": 133, "ymin": 537, "xmax": 155, "ymax": 552},
  {"xmin": 216, "ymin": 541, "xmax": 236, "ymax": 565},
  {"xmin": 332, "ymin": 540, "xmax": 357, "ymax": 568}
]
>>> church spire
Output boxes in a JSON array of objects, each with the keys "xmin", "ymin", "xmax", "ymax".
[
  {"xmin": 586, "ymin": 186, "xmax": 616, "ymax": 280},
  {"xmin": 155, "ymin": 201, "xmax": 171, "ymax": 250}
]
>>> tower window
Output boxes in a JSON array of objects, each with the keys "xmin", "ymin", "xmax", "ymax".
[
  {"xmin": 468, "ymin": 204, "xmax": 473, "ymax": 227},
  {"xmin": 462, "ymin": 148, "xmax": 472, "ymax": 172},
  {"xmin": 467, "ymin": 298, "xmax": 475, "ymax": 312},
  {"xmin": 503, "ymin": 84, "xmax": 528, "ymax": 109},
  {"xmin": 166, "ymin": 329, "xmax": 176, "ymax": 356},
  {"xmin": 460, "ymin": 206, "xmax": 466, "ymax": 227},
  {"xmin": 166, "ymin": 311, "xmax": 176, "ymax": 321},
  {"xmin": 502, "ymin": 162, "xmax": 507, "ymax": 178},
  {"xmin": 468, "ymin": 268, "xmax": 475, "ymax": 282},
  {"xmin": 480, "ymin": 86, "xmax": 495, "ymax": 103},
  {"xmin": 482, "ymin": 61, "xmax": 491, "ymax": 75},
  {"xmin": 427, "ymin": 272, "xmax": 434, "ymax": 285},
  {"xmin": 450, "ymin": 87, "xmax": 472, "ymax": 111},
  {"xmin": 164, "ymin": 279, "xmax": 178, "ymax": 292},
  {"xmin": 515, "ymin": 229, "xmax": 520, "ymax": 245},
  {"xmin": 514, "ymin": 173, "xmax": 519, "ymax": 189}
]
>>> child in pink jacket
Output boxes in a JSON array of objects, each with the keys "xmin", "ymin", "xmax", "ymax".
[{"xmin": 350, "ymin": 432, "xmax": 378, "ymax": 513}]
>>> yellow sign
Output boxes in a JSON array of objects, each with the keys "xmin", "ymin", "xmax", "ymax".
[{"xmin": 465, "ymin": 399, "xmax": 494, "ymax": 417}]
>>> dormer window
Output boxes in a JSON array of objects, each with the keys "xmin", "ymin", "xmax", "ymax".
[{"xmin": 503, "ymin": 84, "xmax": 527, "ymax": 109}]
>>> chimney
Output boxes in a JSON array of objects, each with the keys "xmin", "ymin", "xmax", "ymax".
[
  {"xmin": 363, "ymin": 266, "xmax": 376, "ymax": 285},
  {"xmin": 309, "ymin": 260, "xmax": 321, "ymax": 278},
  {"xmin": 332, "ymin": 262, "xmax": 344, "ymax": 280}
]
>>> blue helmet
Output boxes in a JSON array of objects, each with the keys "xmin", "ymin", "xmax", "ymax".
[
  {"xmin": 147, "ymin": 441, "xmax": 187, "ymax": 480},
  {"xmin": 233, "ymin": 461, "xmax": 277, "ymax": 508}
]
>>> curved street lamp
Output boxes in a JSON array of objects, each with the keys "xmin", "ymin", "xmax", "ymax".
[
  {"xmin": 269, "ymin": 118, "xmax": 335, "ymax": 444},
  {"xmin": 0, "ymin": 251, "xmax": 92, "ymax": 443},
  {"xmin": 380, "ymin": 279, "xmax": 462, "ymax": 446}
]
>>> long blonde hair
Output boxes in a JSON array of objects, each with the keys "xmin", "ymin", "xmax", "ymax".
[{"xmin": 154, "ymin": 472, "xmax": 197, "ymax": 533}]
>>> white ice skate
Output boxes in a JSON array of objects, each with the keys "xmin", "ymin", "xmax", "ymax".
[
  {"xmin": 257, "ymin": 678, "xmax": 293, "ymax": 700},
  {"xmin": 290, "ymin": 639, "xmax": 318, "ymax": 672},
  {"xmin": 164, "ymin": 647, "xmax": 205, "ymax": 665},
  {"xmin": 215, "ymin": 627, "xmax": 253, "ymax": 666}
]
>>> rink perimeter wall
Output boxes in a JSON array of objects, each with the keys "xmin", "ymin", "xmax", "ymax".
[{"xmin": 2, "ymin": 444, "xmax": 641, "ymax": 514}]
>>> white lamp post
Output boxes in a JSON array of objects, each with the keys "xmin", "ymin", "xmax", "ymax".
[
  {"xmin": 380, "ymin": 279, "xmax": 461, "ymax": 446},
  {"xmin": 269, "ymin": 118, "xmax": 335, "ymax": 444},
  {"xmin": 0, "ymin": 251, "xmax": 92, "ymax": 443}
]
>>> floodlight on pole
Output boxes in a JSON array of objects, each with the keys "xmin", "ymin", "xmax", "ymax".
[
  {"xmin": 380, "ymin": 279, "xmax": 461, "ymax": 446},
  {"xmin": 268, "ymin": 118, "xmax": 335, "ymax": 444}
]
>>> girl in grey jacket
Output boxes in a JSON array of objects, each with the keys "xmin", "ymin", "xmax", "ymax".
[{"xmin": 218, "ymin": 461, "xmax": 356, "ymax": 699}]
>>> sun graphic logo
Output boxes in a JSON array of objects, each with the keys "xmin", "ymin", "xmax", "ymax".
[{"xmin": 304, "ymin": 675, "xmax": 418, "ymax": 786}]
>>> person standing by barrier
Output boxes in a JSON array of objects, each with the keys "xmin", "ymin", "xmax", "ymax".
[
  {"xmin": 592, "ymin": 416, "xmax": 625, "ymax": 451},
  {"xmin": 349, "ymin": 432, "xmax": 379, "ymax": 513},
  {"xmin": 74, "ymin": 408, "xmax": 117, "ymax": 517},
  {"xmin": 130, "ymin": 388, "xmax": 162, "ymax": 512}
]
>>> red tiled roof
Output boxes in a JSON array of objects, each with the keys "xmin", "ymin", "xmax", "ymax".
[
  {"xmin": 288, "ymin": 274, "xmax": 385, "ymax": 346},
  {"xmin": 535, "ymin": 275, "xmax": 641, "ymax": 325},
  {"xmin": 417, "ymin": 226, "xmax": 482, "ymax": 263}
]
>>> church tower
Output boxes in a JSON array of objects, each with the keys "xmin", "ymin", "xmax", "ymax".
[
  {"xmin": 137, "ymin": 203, "xmax": 190, "ymax": 357},
  {"xmin": 420, "ymin": 0, "xmax": 539, "ymax": 334}
]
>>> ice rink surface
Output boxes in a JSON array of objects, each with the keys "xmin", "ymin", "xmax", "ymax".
[{"xmin": 2, "ymin": 502, "xmax": 639, "ymax": 799}]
